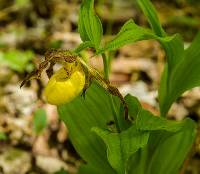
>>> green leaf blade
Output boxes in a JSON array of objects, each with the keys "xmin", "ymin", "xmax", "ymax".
[
  {"xmin": 93, "ymin": 125, "xmax": 149, "ymax": 174},
  {"xmin": 159, "ymin": 31, "xmax": 200, "ymax": 116},
  {"xmin": 147, "ymin": 119, "xmax": 196, "ymax": 174},
  {"xmin": 98, "ymin": 20, "xmax": 157, "ymax": 53},
  {"xmin": 136, "ymin": 109, "xmax": 186, "ymax": 132},
  {"xmin": 126, "ymin": 95, "xmax": 196, "ymax": 174},
  {"xmin": 78, "ymin": 0, "xmax": 103, "ymax": 50},
  {"xmin": 58, "ymin": 83, "xmax": 116, "ymax": 174}
]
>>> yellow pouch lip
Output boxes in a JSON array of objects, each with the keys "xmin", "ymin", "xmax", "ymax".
[{"xmin": 43, "ymin": 63, "xmax": 85, "ymax": 105}]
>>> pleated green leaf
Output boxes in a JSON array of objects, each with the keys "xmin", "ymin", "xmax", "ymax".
[
  {"xmin": 78, "ymin": 0, "xmax": 103, "ymax": 50},
  {"xmin": 93, "ymin": 125, "xmax": 149, "ymax": 174},
  {"xmin": 145, "ymin": 116, "xmax": 196, "ymax": 174},
  {"xmin": 126, "ymin": 95, "xmax": 196, "ymax": 174},
  {"xmin": 98, "ymin": 19, "xmax": 177, "ymax": 55},
  {"xmin": 136, "ymin": 109, "xmax": 187, "ymax": 132},
  {"xmin": 128, "ymin": 122, "xmax": 196, "ymax": 174},
  {"xmin": 58, "ymin": 83, "xmax": 116, "ymax": 174}
]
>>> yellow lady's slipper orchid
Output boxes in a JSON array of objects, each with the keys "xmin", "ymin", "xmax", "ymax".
[
  {"xmin": 20, "ymin": 49, "xmax": 128, "ymax": 119},
  {"xmin": 43, "ymin": 62, "xmax": 85, "ymax": 105}
]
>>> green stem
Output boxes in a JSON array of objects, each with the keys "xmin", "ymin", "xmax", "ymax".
[{"xmin": 101, "ymin": 53, "xmax": 121, "ymax": 132}]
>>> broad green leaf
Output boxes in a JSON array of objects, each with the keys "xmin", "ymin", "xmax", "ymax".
[
  {"xmin": 93, "ymin": 125, "xmax": 149, "ymax": 174},
  {"xmin": 98, "ymin": 19, "xmax": 154, "ymax": 53},
  {"xmin": 98, "ymin": 19, "xmax": 176, "ymax": 54},
  {"xmin": 78, "ymin": 0, "xmax": 103, "ymax": 50},
  {"xmin": 126, "ymin": 95, "xmax": 196, "ymax": 174},
  {"xmin": 127, "ymin": 148, "xmax": 148, "ymax": 174},
  {"xmin": 128, "ymin": 122, "xmax": 196, "ymax": 174},
  {"xmin": 136, "ymin": 109, "xmax": 187, "ymax": 132},
  {"xmin": 146, "ymin": 119, "xmax": 196, "ymax": 174},
  {"xmin": 58, "ymin": 83, "xmax": 116, "ymax": 174},
  {"xmin": 33, "ymin": 108, "xmax": 47, "ymax": 134},
  {"xmin": 78, "ymin": 6, "xmax": 90, "ymax": 42}
]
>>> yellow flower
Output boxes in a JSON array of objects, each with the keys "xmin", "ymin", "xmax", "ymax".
[{"xmin": 43, "ymin": 62, "xmax": 85, "ymax": 105}]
